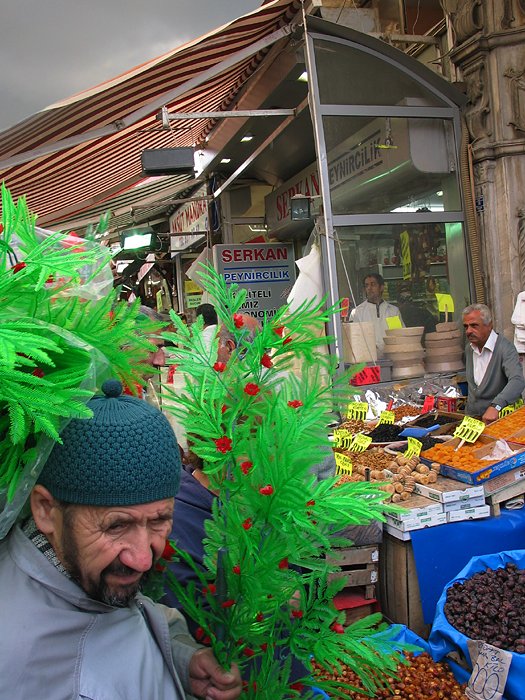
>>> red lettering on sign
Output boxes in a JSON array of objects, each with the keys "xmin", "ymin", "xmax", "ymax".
[{"xmin": 221, "ymin": 247, "xmax": 288, "ymax": 263}]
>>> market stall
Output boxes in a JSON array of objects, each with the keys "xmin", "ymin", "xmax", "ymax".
[{"xmin": 328, "ymin": 392, "xmax": 525, "ymax": 698}]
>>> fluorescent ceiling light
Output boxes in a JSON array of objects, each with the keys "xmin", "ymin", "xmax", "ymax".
[
  {"xmin": 297, "ymin": 71, "xmax": 308, "ymax": 82},
  {"xmin": 220, "ymin": 157, "xmax": 231, "ymax": 164},
  {"xmin": 240, "ymin": 134, "xmax": 254, "ymax": 143}
]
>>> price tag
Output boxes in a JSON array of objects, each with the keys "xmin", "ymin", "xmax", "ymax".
[
  {"xmin": 422, "ymin": 395, "xmax": 435, "ymax": 413},
  {"xmin": 333, "ymin": 428, "xmax": 354, "ymax": 449},
  {"xmin": 386, "ymin": 315, "xmax": 402, "ymax": 329},
  {"xmin": 454, "ymin": 416, "xmax": 485, "ymax": 444},
  {"xmin": 499, "ymin": 398, "xmax": 524, "ymax": 418},
  {"xmin": 347, "ymin": 402, "xmax": 368, "ymax": 420},
  {"xmin": 350, "ymin": 366, "xmax": 380, "ymax": 386},
  {"xmin": 335, "ymin": 452, "xmax": 353, "ymax": 475},
  {"xmin": 466, "ymin": 640, "xmax": 511, "ymax": 700},
  {"xmin": 348, "ymin": 434, "xmax": 372, "ymax": 453},
  {"xmin": 435, "ymin": 293, "xmax": 455, "ymax": 313},
  {"xmin": 404, "ymin": 437, "xmax": 423, "ymax": 458},
  {"xmin": 378, "ymin": 411, "xmax": 395, "ymax": 425}
]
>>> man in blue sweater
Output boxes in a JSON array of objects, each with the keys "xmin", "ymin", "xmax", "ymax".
[{"xmin": 463, "ymin": 303, "xmax": 525, "ymax": 422}]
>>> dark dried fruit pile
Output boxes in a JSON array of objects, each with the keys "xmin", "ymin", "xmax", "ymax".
[
  {"xmin": 312, "ymin": 652, "xmax": 466, "ymax": 698},
  {"xmin": 445, "ymin": 562, "xmax": 525, "ymax": 653},
  {"xmin": 365, "ymin": 423, "xmax": 403, "ymax": 442},
  {"xmin": 392, "ymin": 436, "xmax": 440, "ymax": 453},
  {"xmin": 416, "ymin": 414, "xmax": 459, "ymax": 428}
]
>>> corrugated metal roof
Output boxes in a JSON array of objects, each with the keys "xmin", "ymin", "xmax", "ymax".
[{"xmin": 0, "ymin": 0, "xmax": 301, "ymax": 228}]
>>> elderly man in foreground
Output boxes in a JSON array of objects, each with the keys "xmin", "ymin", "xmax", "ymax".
[
  {"xmin": 463, "ymin": 303, "xmax": 525, "ymax": 423},
  {"xmin": 0, "ymin": 379, "xmax": 241, "ymax": 700}
]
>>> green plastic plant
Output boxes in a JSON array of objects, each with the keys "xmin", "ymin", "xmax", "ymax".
[
  {"xmin": 157, "ymin": 264, "xmax": 409, "ymax": 698},
  {"xmin": 0, "ymin": 184, "xmax": 162, "ymax": 535}
]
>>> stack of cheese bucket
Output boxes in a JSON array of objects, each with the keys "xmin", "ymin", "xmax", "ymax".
[
  {"xmin": 424, "ymin": 321, "xmax": 464, "ymax": 373},
  {"xmin": 383, "ymin": 326, "xmax": 425, "ymax": 380}
]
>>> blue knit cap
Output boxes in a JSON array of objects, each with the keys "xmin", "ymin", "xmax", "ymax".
[{"xmin": 37, "ymin": 379, "xmax": 181, "ymax": 506}]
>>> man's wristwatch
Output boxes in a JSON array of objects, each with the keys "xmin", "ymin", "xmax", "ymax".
[{"xmin": 490, "ymin": 403, "xmax": 502, "ymax": 411}]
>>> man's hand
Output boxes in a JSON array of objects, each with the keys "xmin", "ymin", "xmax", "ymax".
[
  {"xmin": 482, "ymin": 405, "xmax": 500, "ymax": 424},
  {"xmin": 189, "ymin": 648, "xmax": 241, "ymax": 700}
]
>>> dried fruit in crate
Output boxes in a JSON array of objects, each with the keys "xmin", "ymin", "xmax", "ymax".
[{"xmin": 312, "ymin": 652, "xmax": 467, "ymax": 698}]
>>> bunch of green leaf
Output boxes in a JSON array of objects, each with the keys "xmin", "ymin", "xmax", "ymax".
[
  {"xmin": 159, "ymin": 265, "xmax": 406, "ymax": 698},
  {"xmin": 0, "ymin": 184, "xmax": 161, "ymax": 533}
]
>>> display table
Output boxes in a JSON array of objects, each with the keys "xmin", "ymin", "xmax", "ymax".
[
  {"xmin": 410, "ymin": 507, "xmax": 525, "ymax": 624},
  {"xmin": 379, "ymin": 508, "xmax": 525, "ymax": 637}
]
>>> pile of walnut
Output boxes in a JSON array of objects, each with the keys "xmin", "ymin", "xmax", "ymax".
[{"xmin": 335, "ymin": 449, "xmax": 440, "ymax": 503}]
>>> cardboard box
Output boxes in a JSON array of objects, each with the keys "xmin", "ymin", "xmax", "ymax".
[
  {"xmin": 413, "ymin": 475, "xmax": 485, "ymax": 503},
  {"xmin": 421, "ymin": 436, "xmax": 525, "ymax": 485},
  {"xmin": 385, "ymin": 511, "xmax": 448, "ymax": 532},
  {"xmin": 390, "ymin": 494, "xmax": 444, "ymax": 520},
  {"xmin": 446, "ymin": 504, "xmax": 491, "ymax": 523},
  {"xmin": 384, "ymin": 522, "xmax": 413, "ymax": 541},
  {"xmin": 442, "ymin": 495, "xmax": 487, "ymax": 513},
  {"xmin": 482, "ymin": 464, "xmax": 525, "ymax": 496}
]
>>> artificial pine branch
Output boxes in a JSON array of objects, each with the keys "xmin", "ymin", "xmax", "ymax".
[
  {"xmin": 0, "ymin": 184, "xmax": 162, "ymax": 535},
  {"xmin": 156, "ymin": 264, "xmax": 408, "ymax": 697}
]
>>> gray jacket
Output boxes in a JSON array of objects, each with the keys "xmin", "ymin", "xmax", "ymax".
[
  {"xmin": 465, "ymin": 333, "xmax": 525, "ymax": 416},
  {"xmin": 0, "ymin": 525, "xmax": 201, "ymax": 700}
]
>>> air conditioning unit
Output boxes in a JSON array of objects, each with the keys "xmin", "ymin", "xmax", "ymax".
[{"xmin": 141, "ymin": 148, "xmax": 196, "ymax": 176}]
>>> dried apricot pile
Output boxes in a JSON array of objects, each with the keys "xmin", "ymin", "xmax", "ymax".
[
  {"xmin": 421, "ymin": 440, "xmax": 496, "ymax": 473},
  {"xmin": 484, "ymin": 406, "xmax": 525, "ymax": 440}
]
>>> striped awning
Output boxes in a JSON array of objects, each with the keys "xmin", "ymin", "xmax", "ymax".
[{"xmin": 0, "ymin": 0, "xmax": 301, "ymax": 229}]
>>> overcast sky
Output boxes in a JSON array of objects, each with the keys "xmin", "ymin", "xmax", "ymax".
[{"xmin": 0, "ymin": 0, "xmax": 261, "ymax": 132}]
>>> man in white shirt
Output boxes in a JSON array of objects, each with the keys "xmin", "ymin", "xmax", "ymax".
[
  {"xmin": 195, "ymin": 303, "xmax": 218, "ymax": 356},
  {"xmin": 350, "ymin": 273, "xmax": 402, "ymax": 357},
  {"xmin": 463, "ymin": 303, "xmax": 525, "ymax": 422}
]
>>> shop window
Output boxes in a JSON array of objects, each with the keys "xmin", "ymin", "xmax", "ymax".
[
  {"xmin": 314, "ymin": 38, "xmax": 447, "ymax": 107},
  {"xmin": 322, "ymin": 115, "xmax": 460, "ymax": 215},
  {"xmin": 334, "ymin": 221, "xmax": 470, "ymax": 327}
]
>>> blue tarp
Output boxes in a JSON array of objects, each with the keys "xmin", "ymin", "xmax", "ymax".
[
  {"xmin": 410, "ymin": 507, "xmax": 525, "ymax": 623},
  {"xmin": 428, "ymin": 549, "xmax": 525, "ymax": 700}
]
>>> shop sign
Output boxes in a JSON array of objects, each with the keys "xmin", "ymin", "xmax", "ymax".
[
  {"xmin": 184, "ymin": 279, "xmax": 203, "ymax": 309},
  {"xmin": 170, "ymin": 233, "xmax": 206, "ymax": 254},
  {"xmin": 169, "ymin": 187, "xmax": 209, "ymax": 234},
  {"xmin": 169, "ymin": 185, "xmax": 208, "ymax": 255},
  {"xmin": 265, "ymin": 163, "xmax": 320, "ymax": 232},
  {"xmin": 213, "ymin": 243, "xmax": 296, "ymax": 320},
  {"xmin": 265, "ymin": 109, "xmax": 448, "ymax": 233}
]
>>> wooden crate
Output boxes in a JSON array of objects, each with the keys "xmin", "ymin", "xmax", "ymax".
[
  {"xmin": 378, "ymin": 533, "xmax": 430, "ymax": 639},
  {"xmin": 334, "ymin": 588, "xmax": 381, "ymax": 626},
  {"xmin": 485, "ymin": 479, "xmax": 525, "ymax": 516},
  {"xmin": 327, "ymin": 544, "xmax": 379, "ymax": 599}
]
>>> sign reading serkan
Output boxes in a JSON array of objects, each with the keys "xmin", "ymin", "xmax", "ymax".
[{"xmin": 213, "ymin": 243, "xmax": 296, "ymax": 320}]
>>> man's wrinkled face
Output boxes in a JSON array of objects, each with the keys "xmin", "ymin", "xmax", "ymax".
[
  {"xmin": 55, "ymin": 499, "xmax": 173, "ymax": 606},
  {"xmin": 463, "ymin": 310, "xmax": 493, "ymax": 350},
  {"xmin": 364, "ymin": 277, "xmax": 384, "ymax": 305}
]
